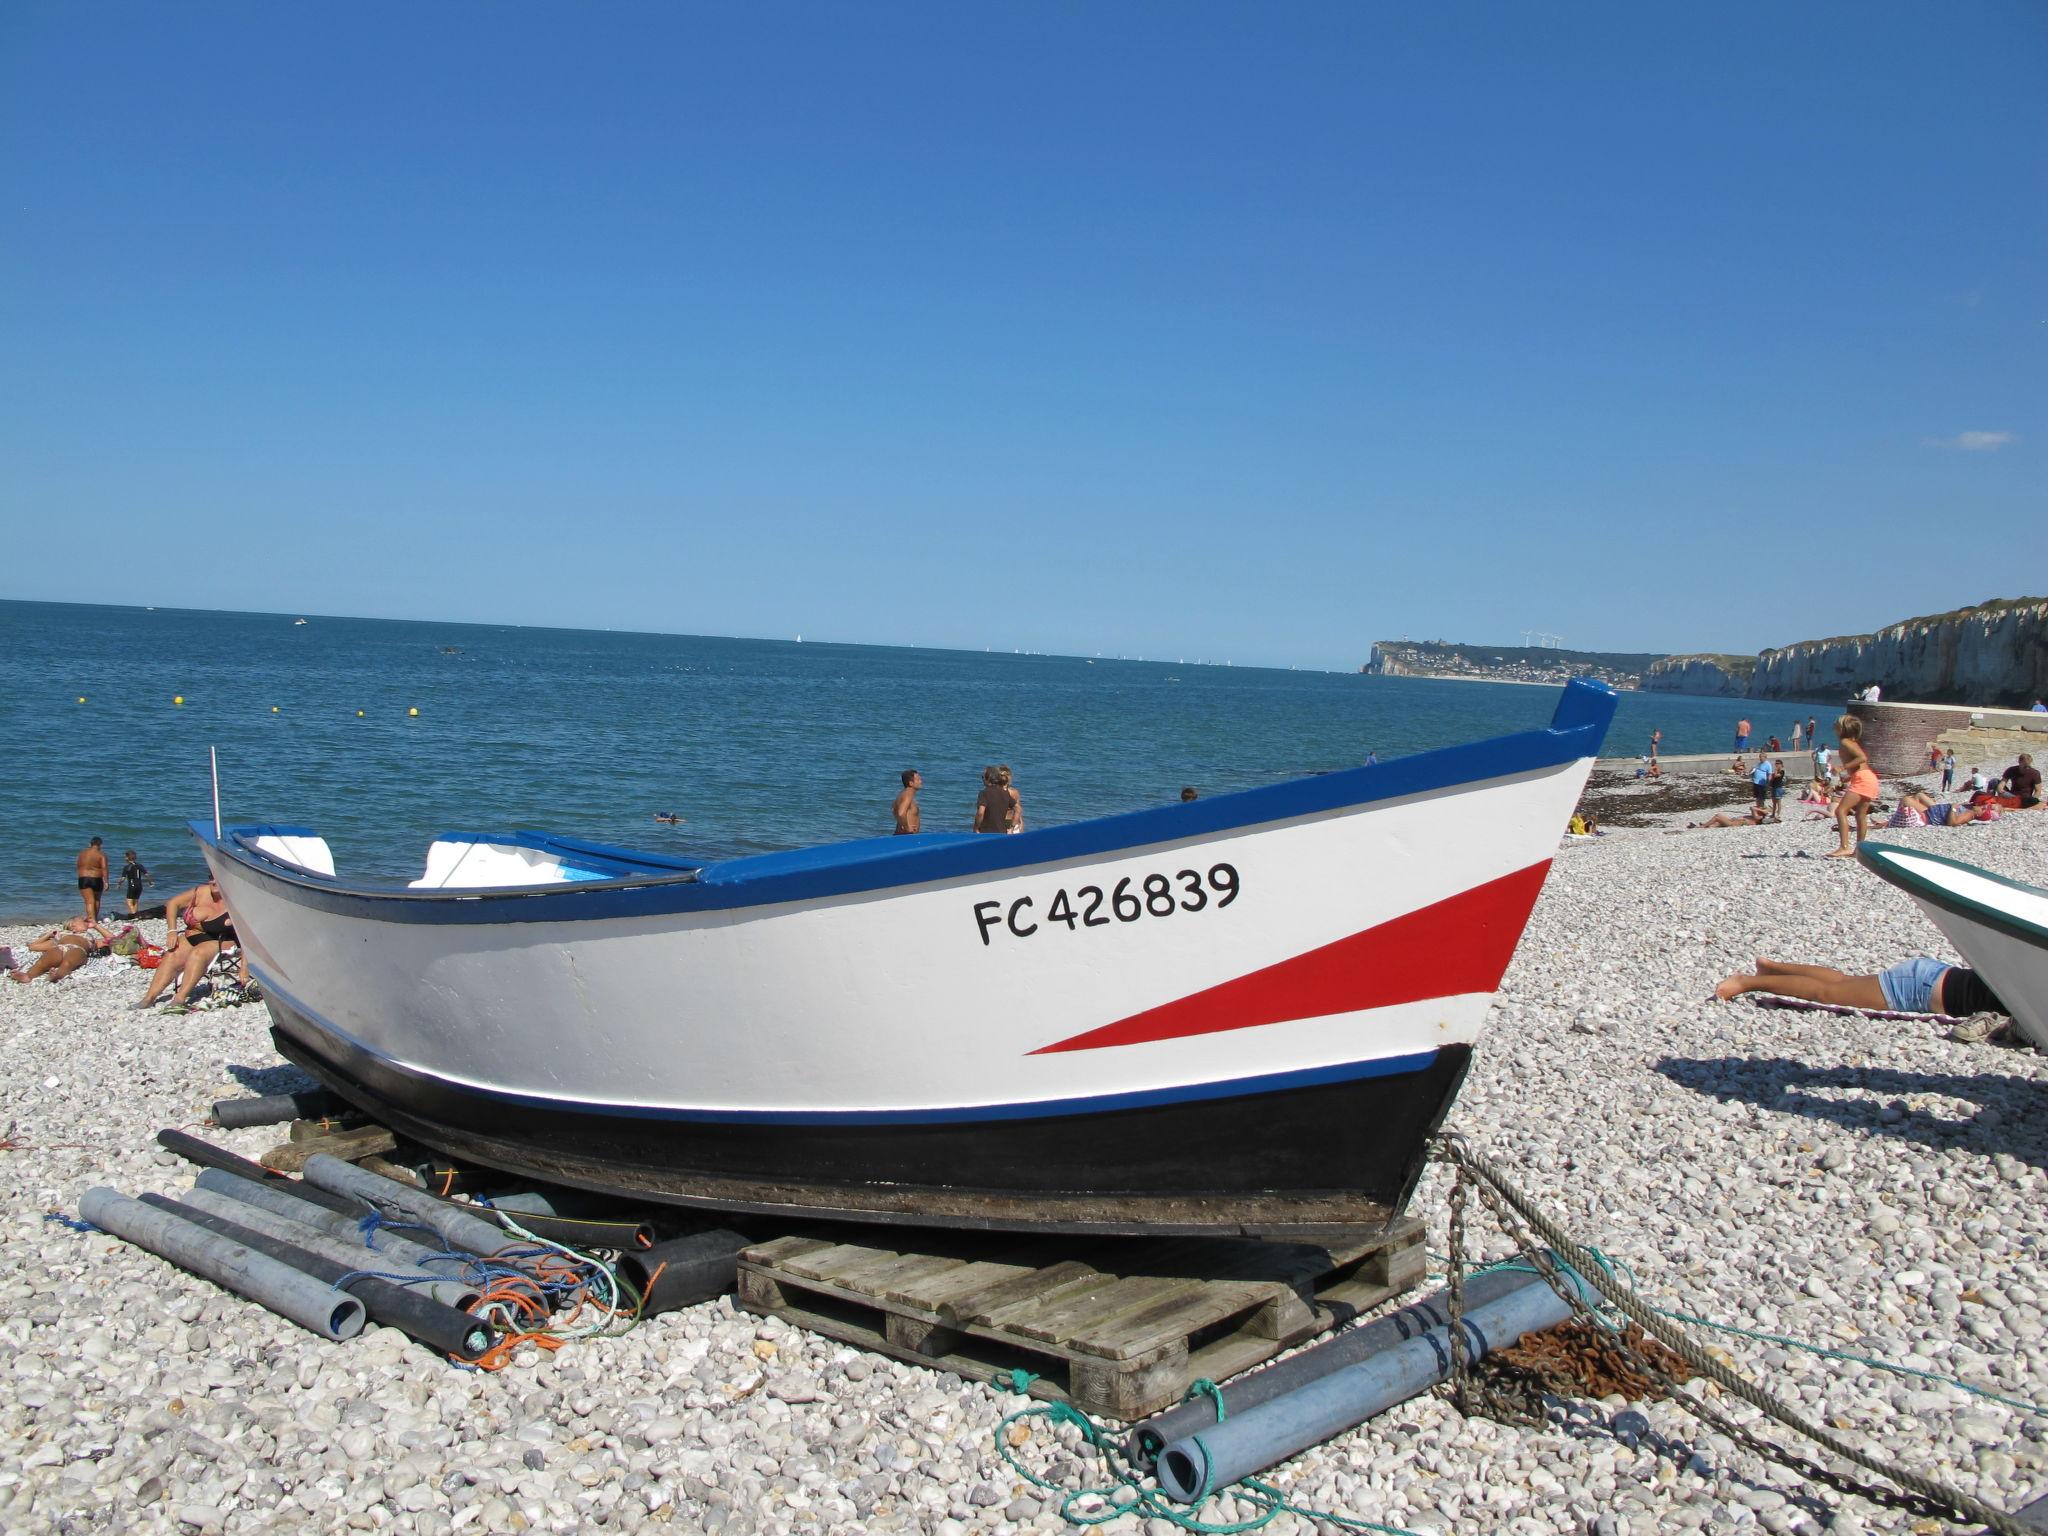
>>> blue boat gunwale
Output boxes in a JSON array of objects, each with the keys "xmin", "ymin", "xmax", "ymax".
[{"xmin": 195, "ymin": 678, "xmax": 1619, "ymax": 925}]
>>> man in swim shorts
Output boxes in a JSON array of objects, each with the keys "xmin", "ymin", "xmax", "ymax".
[
  {"xmin": 75, "ymin": 837, "xmax": 107, "ymax": 923},
  {"xmin": 2002, "ymin": 753, "xmax": 2041, "ymax": 809},
  {"xmin": 1714, "ymin": 957, "xmax": 2006, "ymax": 1017},
  {"xmin": 1736, "ymin": 719, "xmax": 1750, "ymax": 751},
  {"xmin": 892, "ymin": 769, "xmax": 922, "ymax": 834}
]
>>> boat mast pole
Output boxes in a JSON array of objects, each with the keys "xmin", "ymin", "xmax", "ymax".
[{"xmin": 211, "ymin": 746, "xmax": 222, "ymax": 839}]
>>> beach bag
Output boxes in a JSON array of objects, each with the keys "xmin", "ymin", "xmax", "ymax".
[
  {"xmin": 135, "ymin": 943, "xmax": 165, "ymax": 969},
  {"xmin": 111, "ymin": 928, "xmax": 142, "ymax": 957}
]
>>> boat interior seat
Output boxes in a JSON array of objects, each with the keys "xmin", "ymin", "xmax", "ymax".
[
  {"xmin": 410, "ymin": 839, "xmax": 614, "ymax": 890},
  {"xmin": 235, "ymin": 828, "xmax": 338, "ymax": 878}
]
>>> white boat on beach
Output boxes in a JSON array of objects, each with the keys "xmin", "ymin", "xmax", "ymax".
[
  {"xmin": 193, "ymin": 681, "xmax": 1619, "ymax": 1237},
  {"xmin": 1858, "ymin": 842, "xmax": 2048, "ymax": 1049}
]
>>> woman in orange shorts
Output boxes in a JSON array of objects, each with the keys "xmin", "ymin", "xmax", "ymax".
[{"xmin": 1829, "ymin": 713, "xmax": 1881, "ymax": 857}]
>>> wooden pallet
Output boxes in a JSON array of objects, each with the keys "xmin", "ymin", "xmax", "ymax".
[{"xmin": 737, "ymin": 1219, "xmax": 1423, "ymax": 1420}]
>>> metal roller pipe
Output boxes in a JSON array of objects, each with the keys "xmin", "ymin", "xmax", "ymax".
[
  {"xmin": 191, "ymin": 1169, "xmax": 453, "ymax": 1272},
  {"xmin": 1155, "ymin": 1269, "xmax": 1597, "ymax": 1504},
  {"xmin": 178, "ymin": 1186, "xmax": 478, "ymax": 1308},
  {"xmin": 1128, "ymin": 1268, "xmax": 1540, "ymax": 1469},
  {"xmin": 303, "ymin": 1154, "xmax": 512, "ymax": 1259},
  {"xmin": 156, "ymin": 1129, "xmax": 360, "ymax": 1217},
  {"xmin": 140, "ymin": 1195, "xmax": 493, "ymax": 1359},
  {"xmin": 81, "ymin": 1187, "xmax": 366, "ymax": 1341}
]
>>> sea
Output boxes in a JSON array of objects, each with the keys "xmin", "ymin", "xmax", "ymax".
[{"xmin": 0, "ymin": 600, "xmax": 1810, "ymax": 920}]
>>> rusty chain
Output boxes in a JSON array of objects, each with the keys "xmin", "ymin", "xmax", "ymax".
[{"xmin": 1432, "ymin": 1131, "xmax": 2027, "ymax": 1535}]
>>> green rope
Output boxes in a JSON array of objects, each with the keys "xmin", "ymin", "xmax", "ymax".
[
  {"xmin": 993, "ymin": 1370, "xmax": 1426, "ymax": 1535},
  {"xmin": 1429, "ymin": 1251, "xmax": 2047, "ymax": 1419},
  {"xmin": 1647, "ymin": 1307, "xmax": 2047, "ymax": 1420}
]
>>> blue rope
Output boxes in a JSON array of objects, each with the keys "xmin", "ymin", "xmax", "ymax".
[{"xmin": 44, "ymin": 1210, "xmax": 99, "ymax": 1234}]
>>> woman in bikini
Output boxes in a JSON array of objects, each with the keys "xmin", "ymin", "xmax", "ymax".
[
  {"xmin": 1828, "ymin": 714, "xmax": 1881, "ymax": 857},
  {"xmin": 7, "ymin": 918, "xmax": 116, "ymax": 984},
  {"xmin": 137, "ymin": 880, "xmax": 240, "ymax": 1010}
]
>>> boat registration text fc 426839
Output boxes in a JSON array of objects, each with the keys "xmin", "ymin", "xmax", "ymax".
[{"xmin": 972, "ymin": 863, "xmax": 1240, "ymax": 946}]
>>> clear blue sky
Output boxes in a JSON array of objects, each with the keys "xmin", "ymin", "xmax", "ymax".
[{"xmin": 3, "ymin": 4, "xmax": 2042, "ymax": 667}]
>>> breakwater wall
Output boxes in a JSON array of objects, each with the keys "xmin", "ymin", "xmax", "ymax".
[{"xmin": 1846, "ymin": 700, "xmax": 2048, "ymax": 777}]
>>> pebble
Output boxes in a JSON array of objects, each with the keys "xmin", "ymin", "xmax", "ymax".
[{"xmin": 2, "ymin": 799, "xmax": 2044, "ymax": 1535}]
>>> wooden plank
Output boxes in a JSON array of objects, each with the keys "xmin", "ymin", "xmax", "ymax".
[
  {"xmin": 846, "ymin": 1251, "xmax": 967, "ymax": 1294},
  {"xmin": 258, "ymin": 1125, "xmax": 395, "ymax": 1172},
  {"xmin": 1066, "ymin": 1280, "xmax": 1271, "ymax": 1362},
  {"xmin": 1019, "ymin": 1273, "xmax": 1202, "ymax": 1346},
  {"xmin": 1186, "ymin": 1328, "xmax": 1294, "ymax": 1391},
  {"xmin": 889, "ymin": 1257, "xmax": 1041, "ymax": 1311},
  {"xmin": 884, "ymin": 1312, "xmax": 961, "ymax": 1357},
  {"xmin": 734, "ymin": 1267, "xmax": 789, "ymax": 1313},
  {"xmin": 1246, "ymin": 1284, "xmax": 1319, "ymax": 1343},
  {"xmin": 1380, "ymin": 1235, "xmax": 1427, "ymax": 1291},
  {"xmin": 776, "ymin": 1242, "xmax": 895, "ymax": 1283},
  {"xmin": 993, "ymin": 1274, "xmax": 1151, "ymax": 1343},
  {"xmin": 805, "ymin": 1246, "xmax": 926, "ymax": 1291},
  {"xmin": 941, "ymin": 1261, "xmax": 1100, "ymax": 1327},
  {"xmin": 739, "ymin": 1234, "xmax": 838, "ymax": 1267},
  {"xmin": 354, "ymin": 1155, "xmax": 424, "ymax": 1187},
  {"xmin": 867, "ymin": 1255, "xmax": 975, "ymax": 1302},
  {"xmin": 1070, "ymin": 1339, "xmax": 1190, "ymax": 1420}
]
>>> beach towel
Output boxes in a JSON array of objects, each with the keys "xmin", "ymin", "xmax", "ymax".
[{"xmin": 1748, "ymin": 994, "xmax": 1967, "ymax": 1026}]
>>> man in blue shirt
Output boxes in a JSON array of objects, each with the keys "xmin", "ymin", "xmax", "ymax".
[{"xmin": 1751, "ymin": 756, "xmax": 1773, "ymax": 815}]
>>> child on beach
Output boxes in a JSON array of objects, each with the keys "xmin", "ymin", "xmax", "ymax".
[{"xmin": 1828, "ymin": 714, "xmax": 1879, "ymax": 858}]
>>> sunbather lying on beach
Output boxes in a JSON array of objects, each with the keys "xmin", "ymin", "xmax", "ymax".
[
  {"xmin": 1888, "ymin": 791, "xmax": 1996, "ymax": 828},
  {"xmin": 1714, "ymin": 957, "xmax": 2006, "ymax": 1018},
  {"xmin": 6, "ymin": 919, "xmax": 118, "ymax": 983},
  {"xmin": 1688, "ymin": 808, "xmax": 1765, "ymax": 829}
]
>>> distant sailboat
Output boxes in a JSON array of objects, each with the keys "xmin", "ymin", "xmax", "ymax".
[{"xmin": 294, "ymin": 618, "xmax": 308, "ymax": 626}]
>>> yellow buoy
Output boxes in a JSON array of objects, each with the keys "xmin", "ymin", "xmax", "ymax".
[
  {"xmin": 174, "ymin": 695, "xmax": 185, "ymax": 706},
  {"xmin": 77, "ymin": 696, "xmax": 86, "ymax": 704},
  {"xmin": 271, "ymin": 706, "xmax": 280, "ymax": 713},
  {"xmin": 408, "ymin": 707, "xmax": 419, "ymax": 717},
  {"xmin": 356, "ymin": 710, "xmax": 364, "ymax": 717}
]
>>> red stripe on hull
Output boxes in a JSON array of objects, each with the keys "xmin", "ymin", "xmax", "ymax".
[{"xmin": 1032, "ymin": 861, "xmax": 1552, "ymax": 1054}]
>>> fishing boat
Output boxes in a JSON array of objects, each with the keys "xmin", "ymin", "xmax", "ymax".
[
  {"xmin": 1857, "ymin": 842, "xmax": 2048, "ymax": 1050},
  {"xmin": 194, "ymin": 680, "xmax": 1618, "ymax": 1237}
]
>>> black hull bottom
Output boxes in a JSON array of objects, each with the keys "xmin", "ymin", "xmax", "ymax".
[{"xmin": 265, "ymin": 997, "xmax": 1470, "ymax": 1238}]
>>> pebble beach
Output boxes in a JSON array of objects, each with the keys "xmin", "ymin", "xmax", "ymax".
[{"xmin": 2, "ymin": 773, "xmax": 2044, "ymax": 1535}]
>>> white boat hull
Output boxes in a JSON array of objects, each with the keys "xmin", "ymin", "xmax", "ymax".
[
  {"xmin": 1859, "ymin": 843, "xmax": 2048, "ymax": 1050},
  {"xmin": 196, "ymin": 681, "xmax": 1619, "ymax": 1234}
]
